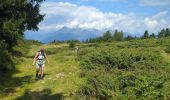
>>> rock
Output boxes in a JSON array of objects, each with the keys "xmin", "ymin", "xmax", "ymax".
[{"xmin": 55, "ymin": 72, "xmax": 65, "ymax": 78}]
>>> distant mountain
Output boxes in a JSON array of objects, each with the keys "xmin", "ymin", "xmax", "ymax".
[
  {"xmin": 25, "ymin": 27, "xmax": 141, "ymax": 43},
  {"xmin": 42, "ymin": 27, "xmax": 103, "ymax": 43}
]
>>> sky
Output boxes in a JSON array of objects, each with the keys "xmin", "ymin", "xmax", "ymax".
[{"xmin": 25, "ymin": 0, "xmax": 170, "ymax": 40}]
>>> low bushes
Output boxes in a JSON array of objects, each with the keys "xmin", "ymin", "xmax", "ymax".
[
  {"xmin": 76, "ymin": 45, "xmax": 170, "ymax": 99},
  {"xmin": 165, "ymin": 46, "xmax": 170, "ymax": 53},
  {"xmin": 79, "ymin": 47, "xmax": 164, "ymax": 70}
]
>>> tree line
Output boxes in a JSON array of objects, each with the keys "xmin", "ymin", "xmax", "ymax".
[{"xmin": 85, "ymin": 28, "xmax": 170, "ymax": 43}]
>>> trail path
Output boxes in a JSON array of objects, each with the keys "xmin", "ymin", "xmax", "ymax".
[{"xmin": 1, "ymin": 44, "xmax": 84, "ymax": 100}]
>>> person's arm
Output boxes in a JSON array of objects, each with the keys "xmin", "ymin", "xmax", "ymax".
[
  {"xmin": 32, "ymin": 52, "xmax": 38, "ymax": 66},
  {"xmin": 44, "ymin": 52, "xmax": 49, "ymax": 64}
]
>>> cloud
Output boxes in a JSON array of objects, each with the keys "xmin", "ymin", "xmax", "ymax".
[
  {"xmin": 144, "ymin": 11, "xmax": 170, "ymax": 32},
  {"xmin": 39, "ymin": 2, "xmax": 170, "ymax": 35},
  {"xmin": 39, "ymin": 24, "xmax": 64, "ymax": 31},
  {"xmin": 140, "ymin": 0, "xmax": 170, "ymax": 6},
  {"xmin": 152, "ymin": 11, "xmax": 168, "ymax": 19}
]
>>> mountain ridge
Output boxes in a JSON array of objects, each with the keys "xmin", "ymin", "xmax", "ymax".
[
  {"xmin": 42, "ymin": 27, "xmax": 103, "ymax": 43},
  {"xmin": 25, "ymin": 27, "xmax": 140, "ymax": 43}
]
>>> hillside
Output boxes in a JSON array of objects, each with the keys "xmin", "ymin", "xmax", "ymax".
[
  {"xmin": 0, "ymin": 38, "xmax": 170, "ymax": 100},
  {"xmin": 0, "ymin": 43, "xmax": 84, "ymax": 100},
  {"xmin": 1, "ymin": 0, "xmax": 170, "ymax": 100}
]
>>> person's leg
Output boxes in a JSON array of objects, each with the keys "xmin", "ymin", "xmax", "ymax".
[
  {"xmin": 36, "ymin": 68, "xmax": 40, "ymax": 78},
  {"xmin": 40, "ymin": 67, "xmax": 44, "ymax": 79},
  {"xmin": 36, "ymin": 63, "xmax": 40, "ymax": 79}
]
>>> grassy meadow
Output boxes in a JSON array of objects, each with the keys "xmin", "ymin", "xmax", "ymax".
[
  {"xmin": 0, "ymin": 38, "xmax": 170, "ymax": 100},
  {"xmin": 0, "ymin": 43, "xmax": 85, "ymax": 100}
]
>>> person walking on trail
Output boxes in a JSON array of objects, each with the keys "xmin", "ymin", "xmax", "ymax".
[
  {"xmin": 32, "ymin": 48, "xmax": 49, "ymax": 80},
  {"xmin": 74, "ymin": 46, "xmax": 79, "ymax": 53}
]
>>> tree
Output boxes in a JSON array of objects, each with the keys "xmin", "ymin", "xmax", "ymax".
[
  {"xmin": 158, "ymin": 29, "xmax": 165, "ymax": 38},
  {"xmin": 102, "ymin": 30, "xmax": 113, "ymax": 42},
  {"xmin": 143, "ymin": 30, "xmax": 149, "ymax": 39},
  {"xmin": 0, "ymin": 41, "xmax": 15, "ymax": 76},
  {"xmin": 126, "ymin": 35, "xmax": 134, "ymax": 40},
  {"xmin": 0, "ymin": 0, "xmax": 45, "ymax": 51},
  {"xmin": 69, "ymin": 41, "xmax": 75, "ymax": 48},
  {"xmin": 0, "ymin": 0, "xmax": 45, "ymax": 76},
  {"xmin": 165, "ymin": 28, "xmax": 170, "ymax": 37},
  {"xmin": 149, "ymin": 33, "xmax": 156, "ymax": 38},
  {"xmin": 113, "ymin": 30, "xmax": 124, "ymax": 41}
]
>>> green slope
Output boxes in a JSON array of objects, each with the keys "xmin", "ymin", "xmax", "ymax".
[
  {"xmin": 1, "ymin": 38, "xmax": 170, "ymax": 100},
  {"xmin": 0, "ymin": 44, "xmax": 85, "ymax": 100}
]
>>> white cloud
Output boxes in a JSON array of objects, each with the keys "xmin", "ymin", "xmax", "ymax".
[
  {"xmin": 140, "ymin": 0, "xmax": 170, "ymax": 6},
  {"xmin": 39, "ymin": 2, "xmax": 170, "ymax": 35},
  {"xmin": 41, "ymin": 2, "xmax": 77, "ymax": 16},
  {"xmin": 144, "ymin": 11, "xmax": 170, "ymax": 33},
  {"xmin": 39, "ymin": 24, "xmax": 64, "ymax": 31},
  {"xmin": 152, "ymin": 11, "xmax": 168, "ymax": 19},
  {"xmin": 145, "ymin": 18, "xmax": 158, "ymax": 29}
]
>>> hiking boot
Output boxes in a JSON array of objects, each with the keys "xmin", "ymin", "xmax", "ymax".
[
  {"xmin": 40, "ymin": 77, "xmax": 44, "ymax": 80},
  {"xmin": 36, "ymin": 73, "xmax": 38, "ymax": 78},
  {"xmin": 35, "ymin": 77, "xmax": 39, "ymax": 80}
]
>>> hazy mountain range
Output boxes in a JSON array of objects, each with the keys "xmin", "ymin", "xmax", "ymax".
[
  {"xmin": 25, "ymin": 27, "xmax": 140, "ymax": 43},
  {"xmin": 25, "ymin": 27, "xmax": 104, "ymax": 43},
  {"xmin": 44, "ymin": 27, "xmax": 104, "ymax": 43}
]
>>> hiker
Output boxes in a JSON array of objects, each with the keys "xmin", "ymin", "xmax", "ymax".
[
  {"xmin": 74, "ymin": 46, "xmax": 79, "ymax": 53},
  {"xmin": 32, "ymin": 48, "xmax": 49, "ymax": 79}
]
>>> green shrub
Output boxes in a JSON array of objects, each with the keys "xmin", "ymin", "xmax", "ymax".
[
  {"xmin": 164, "ymin": 46, "xmax": 170, "ymax": 53},
  {"xmin": 77, "ymin": 70, "xmax": 114, "ymax": 100},
  {"xmin": 25, "ymin": 40, "xmax": 43, "ymax": 45},
  {"xmin": 12, "ymin": 40, "xmax": 30, "ymax": 57},
  {"xmin": 69, "ymin": 41, "xmax": 75, "ymax": 48},
  {"xmin": 0, "ymin": 41, "xmax": 15, "ymax": 76},
  {"xmin": 76, "ymin": 43, "xmax": 170, "ymax": 99},
  {"xmin": 45, "ymin": 48, "xmax": 58, "ymax": 55},
  {"xmin": 79, "ymin": 47, "xmax": 164, "ymax": 70}
]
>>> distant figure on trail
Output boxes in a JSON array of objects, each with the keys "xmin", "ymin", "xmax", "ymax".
[
  {"xmin": 32, "ymin": 48, "xmax": 49, "ymax": 80},
  {"xmin": 74, "ymin": 46, "xmax": 79, "ymax": 53}
]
